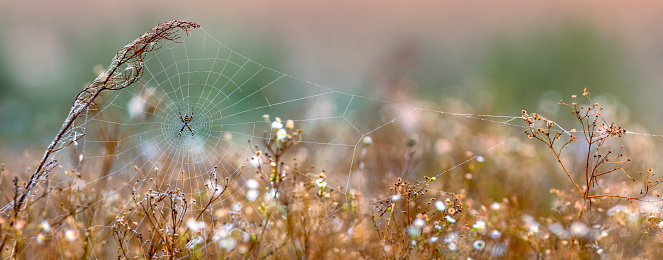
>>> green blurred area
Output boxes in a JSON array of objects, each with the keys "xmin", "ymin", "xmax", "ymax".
[
  {"xmin": 479, "ymin": 23, "xmax": 637, "ymax": 116},
  {"xmin": 0, "ymin": 21, "xmax": 642, "ymax": 150}
]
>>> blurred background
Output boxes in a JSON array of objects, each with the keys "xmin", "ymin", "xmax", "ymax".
[{"xmin": 1, "ymin": 0, "xmax": 662, "ymax": 151}]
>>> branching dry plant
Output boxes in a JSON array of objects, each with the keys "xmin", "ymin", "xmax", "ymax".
[{"xmin": 522, "ymin": 88, "xmax": 663, "ymax": 258}]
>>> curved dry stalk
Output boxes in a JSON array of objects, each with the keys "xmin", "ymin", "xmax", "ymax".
[{"xmin": 0, "ymin": 20, "xmax": 200, "ymax": 257}]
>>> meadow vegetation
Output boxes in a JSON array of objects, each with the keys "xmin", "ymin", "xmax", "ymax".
[{"xmin": 1, "ymin": 20, "xmax": 663, "ymax": 260}]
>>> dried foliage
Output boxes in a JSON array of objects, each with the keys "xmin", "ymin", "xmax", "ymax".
[{"xmin": 2, "ymin": 21, "xmax": 663, "ymax": 260}]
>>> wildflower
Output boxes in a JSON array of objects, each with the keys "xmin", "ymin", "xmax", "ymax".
[
  {"xmin": 413, "ymin": 218, "xmax": 426, "ymax": 228},
  {"xmin": 472, "ymin": 220, "xmax": 486, "ymax": 234},
  {"xmin": 490, "ymin": 230, "xmax": 501, "ymax": 239},
  {"xmin": 627, "ymin": 212, "xmax": 640, "ymax": 223},
  {"xmin": 490, "ymin": 202, "xmax": 501, "ymax": 211},
  {"xmin": 36, "ymin": 233, "xmax": 46, "ymax": 244},
  {"xmin": 265, "ymin": 189, "xmax": 279, "ymax": 200},
  {"xmin": 607, "ymin": 205, "xmax": 628, "ymax": 216},
  {"xmin": 249, "ymin": 156, "xmax": 261, "ymax": 168},
  {"xmin": 64, "ymin": 229, "xmax": 77, "ymax": 241},
  {"xmin": 435, "ymin": 200, "xmax": 446, "ymax": 211},
  {"xmin": 246, "ymin": 179, "xmax": 259, "ymax": 190},
  {"xmin": 286, "ymin": 119, "xmax": 294, "ymax": 129},
  {"xmin": 434, "ymin": 225, "xmax": 442, "ymax": 230},
  {"xmin": 476, "ymin": 156, "xmax": 485, "ymax": 163},
  {"xmin": 271, "ymin": 120, "xmax": 283, "ymax": 129},
  {"xmin": 529, "ymin": 224, "xmax": 540, "ymax": 234},
  {"xmin": 231, "ymin": 202, "xmax": 243, "ymax": 212},
  {"xmin": 597, "ymin": 248, "xmax": 604, "ymax": 254},
  {"xmin": 522, "ymin": 214, "xmax": 540, "ymax": 234},
  {"xmin": 315, "ymin": 178, "xmax": 327, "ymax": 188},
  {"xmin": 40, "ymin": 220, "xmax": 51, "ymax": 232},
  {"xmin": 246, "ymin": 189, "xmax": 259, "ymax": 201},
  {"xmin": 548, "ymin": 222, "xmax": 566, "ymax": 237},
  {"xmin": 127, "ymin": 96, "xmax": 146, "ymax": 119},
  {"xmin": 392, "ymin": 194, "xmax": 401, "ymax": 201},
  {"xmin": 444, "ymin": 232, "xmax": 459, "ymax": 243},
  {"xmin": 445, "ymin": 215, "xmax": 456, "ymax": 224},
  {"xmin": 411, "ymin": 240, "xmax": 417, "ymax": 246},
  {"xmin": 406, "ymin": 226, "xmax": 421, "ymax": 238},
  {"xmin": 473, "ymin": 240, "xmax": 486, "ymax": 250},
  {"xmin": 569, "ymin": 221, "xmax": 588, "ymax": 237},
  {"xmin": 219, "ymin": 238, "xmax": 237, "ymax": 251},
  {"xmin": 429, "ymin": 236, "xmax": 439, "ymax": 243},
  {"xmin": 362, "ymin": 136, "xmax": 373, "ymax": 146},
  {"xmin": 448, "ymin": 243, "xmax": 457, "ymax": 251},
  {"xmin": 186, "ymin": 218, "xmax": 206, "ymax": 233},
  {"xmin": 276, "ymin": 128, "xmax": 287, "ymax": 140}
]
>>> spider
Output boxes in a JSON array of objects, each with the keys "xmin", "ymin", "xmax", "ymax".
[{"xmin": 178, "ymin": 107, "xmax": 194, "ymax": 137}]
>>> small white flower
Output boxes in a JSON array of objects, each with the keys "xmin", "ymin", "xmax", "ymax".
[
  {"xmin": 246, "ymin": 179, "xmax": 259, "ymax": 190},
  {"xmin": 448, "ymin": 243, "xmax": 457, "ymax": 251},
  {"xmin": 473, "ymin": 240, "xmax": 486, "ymax": 250},
  {"xmin": 411, "ymin": 240, "xmax": 417, "ymax": 246},
  {"xmin": 36, "ymin": 233, "xmax": 46, "ymax": 244},
  {"xmin": 491, "ymin": 230, "xmax": 502, "ymax": 239},
  {"xmin": 597, "ymin": 248, "xmax": 604, "ymax": 254},
  {"xmin": 490, "ymin": 202, "xmax": 501, "ymax": 211},
  {"xmin": 265, "ymin": 189, "xmax": 279, "ymax": 200},
  {"xmin": 476, "ymin": 156, "xmax": 485, "ymax": 163},
  {"xmin": 406, "ymin": 226, "xmax": 421, "ymax": 238},
  {"xmin": 315, "ymin": 178, "xmax": 327, "ymax": 188},
  {"xmin": 276, "ymin": 128, "xmax": 287, "ymax": 140},
  {"xmin": 413, "ymin": 218, "xmax": 426, "ymax": 228},
  {"xmin": 529, "ymin": 224, "xmax": 540, "ymax": 234},
  {"xmin": 219, "ymin": 238, "xmax": 237, "ymax": 251},
  {"xmin": 64, "ymin": 229, "xmax": 77, "ymax": 241},
  {"xmin": 249, "ymin": 156, "xmax": 262, "ymax": 168},
  {"xmin": 231, "ymin": 202, "xmax": 242, "ymax": 212},
  {"xmin": 429, "ymin": 236, "xmax": 438, "ymax": 243},
  {"xmin": 40, "ymin": 220, "xmax": 51, "ymax": 232},
  {"xmin": 186, "ymin": 218, "xmax": 206, "ymax": 233},
  {"xmin": 445, "ymin": 232, "xmax": 459, "ymax": 243},
  {"xmin": 362, "ymin": 136, "xmax": 373, "ymax": 146},
  {"xmin": 392, "ymin": 194, "xmax": 401, "ymax": 201},
  {"xmin": 435, "ymin": 200, "xmax": 446, "ymax": 212},
  {"xmin": 434, "ymin": 225, "xmax": 442, "ymax": 230},
  {"xmin": 271, "ymin": 121, "xmax": 283, "ymax": 129},
  {"xmin": 246, "ymin": 189, "xmax": 259, "ymax": 201},
  {"xmin": 472, "ymin": 220, "xmax": 486, "ymax": 234},
  {"xmin": 445, "ymin": 215, "xmax": 456, "ymax": 223},
  {"xmin": 570, "ymin": 221, "xmax": 588, "ymax": 237}
]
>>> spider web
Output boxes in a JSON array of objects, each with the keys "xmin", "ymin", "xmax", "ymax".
[{"xmin": 12, "ymin": 26, "xmax": 647, "ymax": 258}]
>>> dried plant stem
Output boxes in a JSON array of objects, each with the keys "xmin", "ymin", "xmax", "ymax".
[
  {"xmin": 522, "ymin": 88, "xmax": 663, "ymax": 260},
  {"xmin": 1, "ymin": 20, "xmax": 200, "ymax": 258}
]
